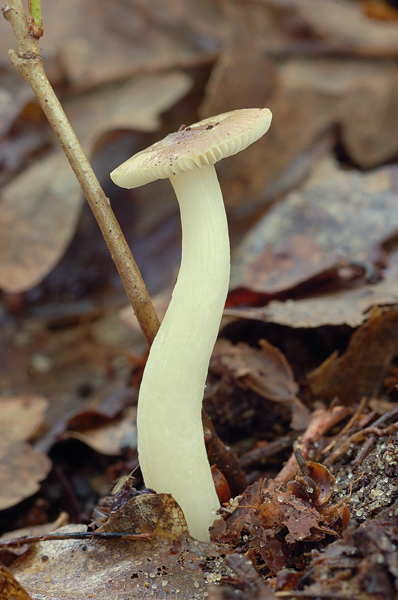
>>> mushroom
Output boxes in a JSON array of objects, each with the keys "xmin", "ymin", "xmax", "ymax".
[{"xmin": 110, "ymin": 108, "xmax": 272, "ymax": 541}]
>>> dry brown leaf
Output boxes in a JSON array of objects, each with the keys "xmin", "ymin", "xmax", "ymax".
[
  {"xmin": 280, "ymin": 59, "xmax": 398, "ymax": 168},
  {"xmin": 0, "ymin": 396, "xmax": 51, "ymax": 510},
  {"xmin": 2, "ymin": 0, "xmax": 218, "ymax": 93},
  {"xmin": 0, "ymin": 396, "xmax": 48, "ymax": 441},
  {"xmin": 200, "ymin": 1, "xmax": 276, "ymax": 116},
  {"xmin": 98, "ymin": 493, "xmax": 188, "ymax": 539},
  {"xmin": 265, "ymin": 274, "xmax": 398, "ymax": 329},
  {"xmin": 226, "ymin": 259, "xmax": 398, "ymax": 328},
  {"xmin": 213, "ymin": 473, "xmax": 348, "ymax": 577},
  {"xmin": 231, "ymin": 234, "xmax": 339, "ymax": 298},
  {"xmin": 210, "ymin": 338, "xmax": 309, "ymax": 430},
  {"xmin": 293, "ymin": 0, "xmax": 398, "ymax": 55},
  {"xmin": 10, "ymin": 494, "xmax": 229, "ymax": 600},
  {"xmin": 0, "ymin": 70, "xmax": 43, "ymax": 171},
  {"xmin": 65, "ymin": 407, "xmax": 137, "ymax": 456},
  {"xmin": 201, "ymin": 9, "xmax": 398, "ymax": 211},
  {"xmin": 338, "ymin": 65, "xmax": 398, "ymax": 168},
  {"xmin": 308, "ymin": 307, "xmax": 398, "ymax": 403},
  {"xmin": 0, "ymin": 513, "xmax": 69, "ymax": 565},
  {"xmin": 201, "ymin": 22, "xmax": 337, "ymax": 208},
  {"xmin": 230, "ymin": 159, "xmax": 398, "ymax": 297},
  {"xmin": 0, "ymin": 439, "xmax": 51, "ymax": 511},
  {"xmin": 0, "ymin": 153, "xmax": 83, "ymax": 294},
  {"xmin": 0, "ymin": 566, "xmax": 32, "ymax": 600},
  {"xmin": 0, "ymin": 71, "xmax": 192, "ymax": 294},
  {"xmin": 67, "ymin": 72, "xmax": 192, "ymax": 151}
]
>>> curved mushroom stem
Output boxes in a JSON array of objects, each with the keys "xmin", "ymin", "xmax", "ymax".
[{"xmin": 137, "ymin": 164, "xmax": 229, "ymax": 541}]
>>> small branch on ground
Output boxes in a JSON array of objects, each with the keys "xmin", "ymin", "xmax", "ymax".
[
  {"xmin": 274, "ymin": 405, "xmax": 352, "ymax": 485},
  {"xmin": 0, "ymin": 530, "xmax": 154, "ymax": 548},
  {"xmin": 2, "ymin": 0, "xmax": 160, "ymax": 346}
]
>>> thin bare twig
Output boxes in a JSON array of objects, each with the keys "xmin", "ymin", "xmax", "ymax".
[
  {"xmin": 321, "ymin": 397, "xmax": 367, "ymax": 456},
  {"xmin": 274, "ymin": 405, "xmax": 352, "ymax": 485},
  {"xmin": 0, "ymin": 530, "xmax": 154, "ymax": 548},
  {"xmin": 2, "ymin": 0, "xmax": 160, "ymax": 346}
]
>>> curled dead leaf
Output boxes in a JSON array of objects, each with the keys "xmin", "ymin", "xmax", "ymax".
[{"xmin": 210, "ymin": 338, "xmax": 309, "ymax": 431}]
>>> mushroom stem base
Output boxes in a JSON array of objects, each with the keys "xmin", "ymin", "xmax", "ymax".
[{"xmin": 137, "ymin": 165, "xmax": 230, "ymax": 541}]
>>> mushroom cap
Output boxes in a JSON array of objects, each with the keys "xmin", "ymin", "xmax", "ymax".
[{"xmin": 110, "ymin": 108, "xmax": 272, "ymax": 189}]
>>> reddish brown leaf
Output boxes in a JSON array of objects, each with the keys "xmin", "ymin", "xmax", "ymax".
[
  {"xmin": 306, "ymin": 462, "xmax": 336, "ymax": 505},
  {"xmin": 213, "ymin": 473, "xmax": 349, "ymax": 577}
]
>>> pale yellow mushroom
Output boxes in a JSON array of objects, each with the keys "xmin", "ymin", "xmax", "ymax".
[{"xmin": 111, "ymin": 108, "xmax": 272, "ymax": 541}]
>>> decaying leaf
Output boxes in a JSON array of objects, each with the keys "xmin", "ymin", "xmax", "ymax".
[
  {"xmin": 66, "ymin": 72, "xmax": 192, "ymax": 151},
  {"xmin": 98, "ymin": 492, "xmax": 188, "ymax": 539},
  {"xmin": 264, "ymin": 265, "xmax": 398, "ymax": 328},
  {"xmin": 308, "ymin": 307, "xmax": 398, "ymax": 403},
  {"xmin": 64, "ymin": 406, "xmax": 137, "ymax": 456},
  {"xmin": 225, "ymin": 254, "xmax": 398, "ymax": 328},
  {"xmin": 212, "ymin": 461, "xmax": 349, "ymax": 577},
  {"xmin": 295, "ymin": 517, "xmax": 398, "ymax": 599},
  {"xmin": 0, "ymin": 71, "xmax": 192, "ymax": 295},
  {"xmin": 10, "ymin": 494, "xmax": 231, "ymax": 600},
  {"xmin": 0, "ymin": 396, "xmax": 51, "ymax": 510},
  {"xmin": 0, "ymin": 513, "xmax": 69, "ymax": 565},
  {"xmin": 0, "ymin": 0, "xmax": 220, "ymax": 93},
  {"xmin": 210, "ymin": 338, "xmax": 309, "ymax": 431},
  {"xmin": 230, "ymin": 159, "xmax": 398, "ymax": 299},
  {"xmin": 278, "ymin": 57, "xmax": 398, "ymax": 169},
  {"xmin": 293, "ymin": 0, "xmax": 398, "ymax": 55},
  {"xmin": 0, "ymin": 153, "xmax": 83, "ymax": 294},
  {"xmin": 0, "ymin": 566, "xmax": 32, "ymax": 600},
  {"xmin": 0, "ymin": 396, "xmax": 48, "ymax": 441},
  {"xmin": 200, "ymin": 1, "xmax": 275, "ymax": 118}
]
